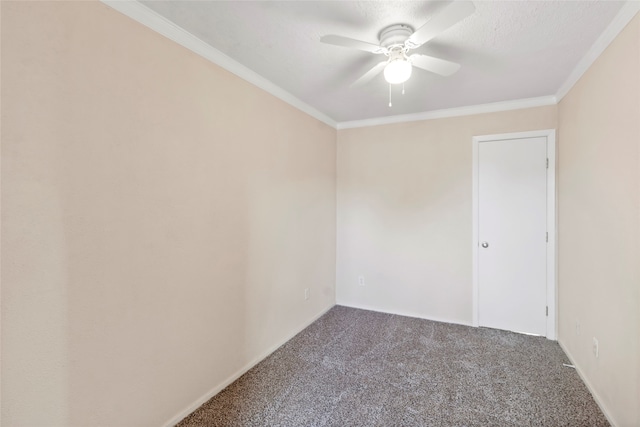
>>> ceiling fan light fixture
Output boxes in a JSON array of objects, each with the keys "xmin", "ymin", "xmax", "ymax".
[{"xmin": 384, "ymin": 58, "xmax": 412, "ymax": 84}]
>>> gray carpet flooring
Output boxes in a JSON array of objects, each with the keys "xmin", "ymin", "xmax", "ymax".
[{"xmin": 178, "ymin": 306, "xmax": 609, "ymax": 426}]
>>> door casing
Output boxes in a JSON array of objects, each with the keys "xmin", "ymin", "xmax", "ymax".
[{"xmin": 472, "ymin": 129, "xmax": 557, "ymax": 340}]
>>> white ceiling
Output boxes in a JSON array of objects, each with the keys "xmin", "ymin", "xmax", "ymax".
[{"xmin": 132, "ymin": 1, "xmax": 628, "ymax": 125}]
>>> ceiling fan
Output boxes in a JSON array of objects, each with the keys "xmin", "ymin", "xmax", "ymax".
[{"xmin": 321, "ymin": 1, "xmax": 475, "ymax": 88}]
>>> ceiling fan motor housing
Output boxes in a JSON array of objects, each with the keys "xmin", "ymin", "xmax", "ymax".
[{"xmin": 378, "ymin": 24, "xmax": 414, "ymax": 49}]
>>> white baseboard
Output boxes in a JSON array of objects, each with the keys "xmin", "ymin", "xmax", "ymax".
[
  {"xmin": 336, "ymin": 302, "xmax": 473, "ymax": 328},
  {"xmin": 558, "ymin": 340, "xmax": 618, "ymax": 427},
  {"xmin": 162, "ymin": 303, "xmax": 336, "ymax": 427}
]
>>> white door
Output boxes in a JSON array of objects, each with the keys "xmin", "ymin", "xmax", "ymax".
[{"xmin": 477, "ymin": 136, "xmax": 548, "ymax": 336}]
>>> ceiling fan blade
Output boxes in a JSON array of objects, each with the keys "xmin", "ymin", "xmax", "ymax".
[
  {"xmin": 410, "ymin": 54, "xmax": 461, "ymax": 76},
  {"xmin": 405, "ymin": 1, "xmax": 475, "ymax": 49},
  {"xmin": 350, "ymin": 61, "xmax": 387, "ymax": 88},
  {"xmin": 321, "ymin": 35, "xmax": 386, "ymax": 54}
]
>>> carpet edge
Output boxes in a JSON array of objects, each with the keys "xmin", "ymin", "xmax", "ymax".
[
  {"xmin": 336, "ymin": 302, "xmax": 473, "ymax": 327},
  {"xmin": 161, "ymin": 302, "xmax": 337, "ymax": 427},
  {"xmin": 558, "ymin": 340, "xmax": 618, "ymax": 427}
]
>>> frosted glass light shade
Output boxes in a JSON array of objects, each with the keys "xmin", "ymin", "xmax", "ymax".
[{"xmin": 384, "ymin": 59, "xmax": 412, "ymax": 84}]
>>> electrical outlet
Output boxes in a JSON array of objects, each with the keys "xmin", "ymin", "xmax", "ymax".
[
  {"xmin": 576, "ymin": 320, "xmax": 581, "ymax": 336},
  {"xmin": 304, "ymin": 288, "xmax": 309, "ymax": 300},
  {"xmin": 358, "ymin": 276, "xmax": 365, "ymax": 286},
  {"xmin": 592, "ymin": 337, "xmax": 599, "ymax": 358}
]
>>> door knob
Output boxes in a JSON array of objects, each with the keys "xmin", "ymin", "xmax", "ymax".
[{"xmin": 481, "ymin": 242, "xmax": 489, "ymax": 248}]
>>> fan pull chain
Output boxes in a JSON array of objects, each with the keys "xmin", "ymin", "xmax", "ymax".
[
  {"xmin": 388, "ymin": 84, "xmax": 392, "ymax": 107},
  {"xmin": 402, "ymin": 83, "xmax": 405, "ymax": 95}
]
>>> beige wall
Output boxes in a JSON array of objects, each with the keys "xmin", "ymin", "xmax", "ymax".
[
  {"xmin": 1, "ymin": 2, "xmax": 336, "ymax": 426},
  {"xmin": 336, "ymin": 106, "xmax": 557, "ymax": 324},
  {"xmin": 557, "ymin": 14, "xmax": 640, "ymax": 427}
]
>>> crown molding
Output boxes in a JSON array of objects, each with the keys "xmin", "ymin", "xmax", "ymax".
[
  {"xmin": 100, "ymin": 0, "xmax": 337, "ymax": 129},
  {"xmin": 555, "ymin": 1, "xmax": 640, "ymax": 102},
  {"xmin": 337, "ymin": 96, "xmax": 557, "ymax": 130},
  {"xmin": 101, "ymin": 0, "xmax": 637, "ymax": 132}
]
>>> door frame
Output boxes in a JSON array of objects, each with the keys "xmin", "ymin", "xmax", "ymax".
[{"xmin": 472, "ymin": 129, "xmax": 557, "ymax": 340}]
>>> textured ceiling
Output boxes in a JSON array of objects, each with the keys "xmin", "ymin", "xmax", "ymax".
[{"xmin": 139, "ymin": 1, "xmax": 626, "ymax": 123}]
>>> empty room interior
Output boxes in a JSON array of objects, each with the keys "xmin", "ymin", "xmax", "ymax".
[{"xmin": 2, "ymin": 1, "xmax": 639, "ymax": 426}]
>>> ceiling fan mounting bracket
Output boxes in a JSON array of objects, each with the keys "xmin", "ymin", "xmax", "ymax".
[{"xmin": 378, "ymin": 24, "xmax": 414, "ymax": 49}]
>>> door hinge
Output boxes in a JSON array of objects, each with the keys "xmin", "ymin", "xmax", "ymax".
[
  {"xmin": 546, "ymin": 158, "xmax": 549, "ymax": 169},
  {"xmin": 546, "ymin": 232, "xmax": 548, "ymax": 242},
  {"xmin": 546, "ymin": 306, "xmax": 549, "ymax": 316}
]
